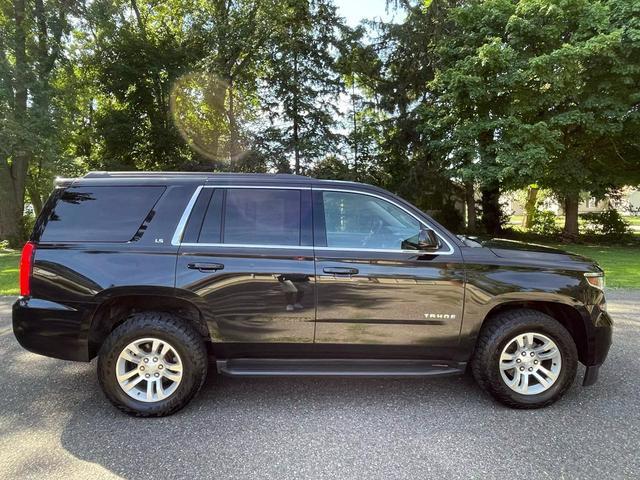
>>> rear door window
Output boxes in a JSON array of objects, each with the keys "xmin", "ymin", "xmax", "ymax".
[
  {"xmin": 41, "ymin": 186, "xmax": 165, "ymax": 242},
  {"xmin": 223, "ymin": 189, "xmax": 301, "ymax": 246}
]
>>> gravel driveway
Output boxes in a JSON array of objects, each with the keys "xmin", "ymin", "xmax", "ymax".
[{"xmin": 1, "ymin": 291, "xmax": 638, "ymax": 480}]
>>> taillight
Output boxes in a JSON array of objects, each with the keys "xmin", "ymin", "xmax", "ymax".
[{"xmin": 19, "ymin": 241, "xmax": 36, "ymax": 297}]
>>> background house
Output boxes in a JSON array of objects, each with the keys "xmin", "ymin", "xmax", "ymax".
[{"xmin": 504, "ymin": 187, "xmax": 640, "ymax": 216}]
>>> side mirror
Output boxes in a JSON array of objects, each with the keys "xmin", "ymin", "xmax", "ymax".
[
  {"xmin": 402, "ymin": 228, "xmax": 441, "ymax": 251},
  {"xmin": 418, "ymin": 228, "xmax": 440, "ymax": 251}
]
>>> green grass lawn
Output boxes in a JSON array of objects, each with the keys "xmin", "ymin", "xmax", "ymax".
[
  {"xmin": 546, "ymin": 244, "xmax": 640, "ymax": 288},
  {"xmin": 0, "ymin": 250, "xmax": 19, "ymax": 295},
  {"xmin": 1, "ymin": 243, "xmax": 638, "ymax": 295},
  {"xmin": 509, "ymin": 214, "xmax": 640, "ymax": 229}
]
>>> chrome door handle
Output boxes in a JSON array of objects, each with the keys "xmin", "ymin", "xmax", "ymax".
[
  {"xmin": 187, "ymin": 262, "xmax": 224, "ymax": 272},
  {"xmin": 323, "ymin": 267, "xmax": 359, "ymax": 275}
]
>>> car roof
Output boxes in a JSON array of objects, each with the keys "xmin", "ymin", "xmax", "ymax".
[{"xmin": 60, "ymin": 171, "xmax": 385, "ymax": 193}]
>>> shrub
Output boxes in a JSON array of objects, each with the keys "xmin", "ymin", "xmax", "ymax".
[
  {"xmin": 530, "ymin": 209, "xmax": 559, "ymax": 236},
  {"xmin": 433, "ymin": 201, "xmax": 464, "ymax": 232},
  {"xmin": 580, "ymin": 208, "xmax": 632, "ymax": 239}
]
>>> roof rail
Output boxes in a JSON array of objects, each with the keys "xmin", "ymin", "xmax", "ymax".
[{"xmin": 83, "ymin": 171, "xmax": 314, "ymax": 180}]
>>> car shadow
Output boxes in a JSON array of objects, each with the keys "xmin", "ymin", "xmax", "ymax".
[{"xmin": 55, "ymin": 364, "xmax": 593, "ymax": 480}]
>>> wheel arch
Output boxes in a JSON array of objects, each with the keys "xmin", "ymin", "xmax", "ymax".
[
  {"xmin": 88, "ymin": 291, "xmax": 209, "ymax": 359},
  {"xmin": 481, "ymin": 301, "xmax": 589, "ymax": 365}
]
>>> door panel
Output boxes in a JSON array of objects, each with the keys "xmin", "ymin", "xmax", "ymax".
[
  {"xmin": 314, "ymin": 251, "xmax": 464, "ymax": 350},
  {"xmin": 175, "ymin": 186, "xmax": 316, "ymax": 347},
  {"xmin": 312, "ymin": 189, "xmax": 465, "ymax": 358},
  {"xmin": 176, "ymin": 248, "xmax": 315, "ymax": 344}
]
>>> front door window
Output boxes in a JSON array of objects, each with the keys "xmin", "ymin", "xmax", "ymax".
[{"xmin": 322, "ymin": 191, "xmax": 421, "ymax": 250}]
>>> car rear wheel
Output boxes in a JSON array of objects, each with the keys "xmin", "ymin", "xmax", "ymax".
[
  {"xmin": 471, "ymin": 309, "xmax": 578, "ymax": 409},
  {"xmin": 98, "ymin": 311, "xmax": 208, "ymax": 417}
]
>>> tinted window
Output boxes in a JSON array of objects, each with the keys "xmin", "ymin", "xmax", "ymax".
[
  {"xmin": 224, "ymin": 189, "xmax": 301, "ymax": 246},
  {"xmin": 181, "ymin": 188, "xmax": 213, "ymax": 243},
  {"xmin": 41, "ymin": 186, "xmax": 165, "ymax": 242},
  {"xmin": 322, "ymin": 191, "xmax": 421, "ymax": 249},
  {"xmin": 199, "ymin": 189, "xmax": 224, "ymax": 243}
]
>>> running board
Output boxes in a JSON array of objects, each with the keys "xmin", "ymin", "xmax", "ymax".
[{"xmin": 216, "ymin": 359, "xmax": 466, "ymax": 377}]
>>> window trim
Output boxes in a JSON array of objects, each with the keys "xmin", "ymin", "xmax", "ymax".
[
  {"xmin": 172, "ymin": 185, "xmax": 312, "ymax": 248},
  {"xmin": 172, "ymin": 185, "xmax": 455, "ymax": 255}
]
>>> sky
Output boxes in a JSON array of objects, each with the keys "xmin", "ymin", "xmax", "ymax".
[{"xmin": 334, "ymin": 0, "xmax": 404, "ymax": 26}]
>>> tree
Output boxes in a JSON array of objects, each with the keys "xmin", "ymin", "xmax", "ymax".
[
  {"xmin": 0, "ymin": 0, "xmax": 75, "ymax": 244},
  {"xmin": 355, "ymin": 1, "xmax": 467, "ymax": 230},
  {"xmin": 499, "ymin": 0, "xmax": 640, "ymax": 236},
  {"xmin": 420, "ymin": 0, "xmax": 518, "ymax": 234},
  {"xmin": 420, "ymin": 0, "xmax": 640, "ymax": 236},
  {"xmin": 260, "ymin": 0, "xmax": 347, "ymax": 174},
  {"xmin": 78, "ymin": 0, "xmax": 211, "ymax": 171},
  {"xmin": 190, "ymin": 0, "xmax": 279, "ymax": 167}
]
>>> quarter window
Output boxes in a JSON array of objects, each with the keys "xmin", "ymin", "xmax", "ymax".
[
  {"xmin": 321, "ymin": 191, "xmax": 422, "ymax": 250},
  {"xmin": 41, "ymin": 186, "xmax": 165, "ymax": 242}
]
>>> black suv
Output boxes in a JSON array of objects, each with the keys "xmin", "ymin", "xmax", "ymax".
[{"xmin": 13, "ymin": 172, "xmax": 612, "ymax": 416}]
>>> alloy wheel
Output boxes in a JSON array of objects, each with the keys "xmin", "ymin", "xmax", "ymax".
[
  {"xmin": 115, "ymin": 337, "xmax": 183, "ymax": 402},
  {"xmin": 499, "ymin": 332, "xmax": 562, "ymax": 395}
]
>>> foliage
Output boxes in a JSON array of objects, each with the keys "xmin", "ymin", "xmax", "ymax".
[
  {"xmin": 1, "ymin": 0, "xmax": 640, "ymax": 243},
  {"xmin": 580, "ymin": 209, "xmax": 633, "ymax": 239},
  {"xmin": 432, "ymin": 201, "xmax": 464, "ymax": 232},
  {"xmin": 530, "ymin": 209, "xmax": 560, "ymax": 236},
  {"xmin": 419, "ymin": 0, "xmax": 640, "ymax": 236}
]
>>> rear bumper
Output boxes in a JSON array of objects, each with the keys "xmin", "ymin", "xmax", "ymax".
[{"xmin": 12, "ymin": 297, "xmax": 92, "ymax": 362}]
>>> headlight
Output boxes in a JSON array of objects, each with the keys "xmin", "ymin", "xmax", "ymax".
[{"xmin": 584, "ymin": 272, "xmax": 605, "ymax": 290}]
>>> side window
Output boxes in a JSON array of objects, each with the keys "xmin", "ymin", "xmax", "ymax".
[
  {"xmin": 224, "ymin": 189, "xmax": 301, "ymax": 246},
  {"xmin": 182, "ymin": 188, "xmax": 224, "ymax": 244},
  {"xmin": 182, "ymin": 188, "xmax": 213, "ymax": 243},
  {"xmin": 41, "ymin": 186, "xmax": 165, "ymax": 242},
  {"xmin": 199, "ymin": 189, "xmax": 224, "ymax": 243},
  {"xmin": 321, "ymin": 191, "xmax": 422, "ymax": 250}
]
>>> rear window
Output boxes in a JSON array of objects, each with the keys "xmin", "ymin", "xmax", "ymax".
[{"xmin": 41, "ymin": 186, "xmax": 165, "ymax": 242}]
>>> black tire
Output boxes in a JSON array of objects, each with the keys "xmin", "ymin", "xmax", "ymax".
[
  {"xmin": 97, "ymin": 311, "xmax": 208, "ymax": 417},
  {"xmin": 471, "ymin": 309, "xmax": 578, "ymax": 409}
]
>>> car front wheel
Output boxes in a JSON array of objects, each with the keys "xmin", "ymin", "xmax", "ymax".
[{"xmin": 472, "ymin": 309, "xmax": 578, "ymax": 409}]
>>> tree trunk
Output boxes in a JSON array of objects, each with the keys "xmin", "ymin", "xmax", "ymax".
[
  {"xmin": 0, "ymin": 167, "xmax": 23, "ymax": 244},
  {"xmin": 0, "ymin": 0, "xmax": 29, "ymax": 245},
  {"xmin": 292, "ymin": 52, "xmax": 300, "ymax": 175},
  {"xmin": 476, "ymin": 128, "xmax": 501, "ymax": 235},
  {"xmin": 227, "ymin": 79, "xmax": 240, "ymax": 161},
  {"xmin": 27, "ymin": 182, "xmax": 44, "ymax": 217},
  {"xmin": 481, "ymin": 185, "xmax": 502, "ymax": 235},
  {"xmin": 522, "ymin": 185, "xmax": 539, "ymax": 229},
  {"xmin": 351, "ymin": 79, "xmax": 358, "ymax": 179},
  {"xmin": 464, "ymin": 181, "xmax": 477, "ymax": 232},
  {"xmin": 563, "ymin": 192, "xmax": 580, "ymax": 238}
]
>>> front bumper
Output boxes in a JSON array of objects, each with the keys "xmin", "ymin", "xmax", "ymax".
[
  {"xmin": 12, "ymin": 297, "xmax": 92, "ymax": 362},
  {"xmin": 585, "ymin": 307, "xmax": 613, "ymax": 364},
  {"xmin": 580, "ymin": 304, "xmax": 613, "ymax": 386},
  {"xmin": 583, "ymin": 365, "xmax": 600, "ymax": 386}
]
